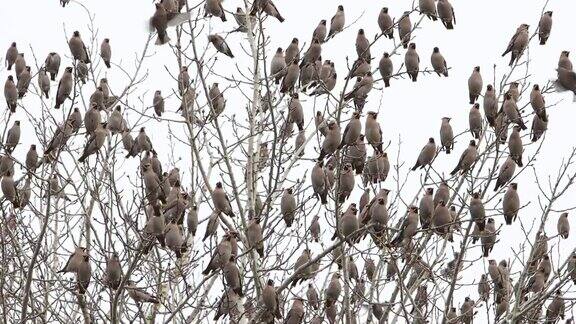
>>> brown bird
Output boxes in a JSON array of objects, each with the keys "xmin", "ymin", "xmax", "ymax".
[
  {"xmin": 558, "ymin": 212, "xmax": 570, "ymax": 239},
  {"xmin": 524, "ymin": 268, "xmax": 546, "ymax": 294},
  {"xmin": 469, "ymin": 103, "xmax": 482, "ymax": 139},
  {"xmin": 270, "ymin": 47, "xmax": 286, "ymax": 84},
  {"xmin": 76, "ymin": 253, "xmax": 91, "ymax": 294},
  {"xmin": 530, "ymin": 84, "xmax": 548, "ymax": 122},
  {"xmin": 284, "ymin": 38, "xmax": 300, "ymax": 64},
  {"xmin": 538, "ymin": 11, "xmax": 553, "ymax": 45},
  {"xmin": 262, "ymin": 279, "xmax": 282, "ymax": 320},
  {"xmin": 478, "ymin": 274, "xmax": 490, "ymax": 301},
  {"xmin": 379, "ymin": 52, "xmax": 393, "ymax": 87},
  {"xmin": 44, "ymin": 52, "xmax": 61, "ymax": 81},
  {"xmin": 69, "ymin": 31, "xmax": 90, "ymax": 63},
  {"xmin": 127, "ymin": 281, "xmax": 160, "ymax": 303},
  {"xmin": 545, "ymin": 290, "xmax": 565, "ymax": 323},
  {"xmin": 311, "ymin": 161, "xmax": 328, "ymax": 204},
  {"xmin": 469, "ymin": 192, "xmax": 486, "ymax": 231},
  {"xmin": 16, "ymin": 66, "xmax": 31, "ymax": 98},
  {"xmin": 25, "ymin": 144, "xmax": 38, "ymax": 173},
  {"xmin": 440, "ymin": 117, "xmax": 454, "ymax": 154},
  {"xmin": 432, "ymin": 200, "xmax": 451, "ymax": 235},
  {"xmin": 208, "ymin": 34, "xmax": 234, "ymax": 58},
  {"xmin": 338, "ymin": 163, "xmax": 355, "ymax": 203},
  {"xmin": 313, "ymin": 20, "xmax": 327, "ymax": 43},
  {"xmin": 437, "ymin": 0, "xmax": 456, "ymax": 29},
  {"xmin": 104, "ymin": 252, "xmax": 121, "ymax": 290},
  {"xmin": 5, "ymin": 42, "xmax": 17, "ymax": 70},
  {"xmin": 205, "ymin": 0, "xmax": 226, "ymax": 21},
  {"xmin": 339, "ymin": 112, "xmax": 361, "ymax": 148},
  {"xmin": 165, "ymin": 220, "xmax": 186, "ymax": 258},
  {"xmin": 281, "ymin": 59, "xmax": 300, "ymax": 93},
  {"xmin": 412, "ymin": 137, "xmax": 436, "ymax": 170},
  {"xmin": 405, "ymin": 43, "xmax": 420, "ymax": 82},
  {"xmin": 78, "ymin": 123, "xmax": 109, "ymax": 162},
  {"xmin": 468, "ymin": 66, "xmax": 483, "ymax": 104},
  {"xmin": 223, "ymin": 255, "xmax": 243, "ymax": 296},
  {"xmin": 418, "ymin": 188, "xmax": 434, "ymax": 229},
  {"xmin": 100, "ymin": 38, "xmax": 111, "ymax": 68},
  {"xmin": 378, "ymin": 7, "xmax": 394, "ymax": 38},
  {"xmin": 4, "ymin": 120, "xmax": 20, "ymax": 153},
  {"xmin": 58, "ymin": 247, "xmax": 87, "ymax": 273},
  {"xmin": 325, "ymin": 272, "xmax": 341, "ymax": 307},
  {"xmin": 202, "ymin": 211, "xmax": 219, "ymax": 242},
  {"xmin": 365, "ymin": 111, "xmax": 382, "ymax": 152},
  {"xmin": 398, "ymin": 11, "xmax": 412, "ymax": 48},
  {"xmin": 307, "ymin": 284, "xmax": 319, "ymax": 310},
  {"xmin": 502, "ymin": 24, "xmax": 529, "ymax": 66},
  {"xmin": 531, "ymin": 112, "xmax": 548, "ymax": 143},
  {"xmin": 450, "ymin": 140, "xmax": 478, "ymax": 175},
  {"xmin": 309, "ymin": 215, "xmax": 321, "ymax": 242},
  {"xmin": 250, "ymin": 0, "xmax": 284, "ymax": 23},
  {"xmin": 285, "ymin": 298, "xmax": 305, "ymax": 324},
  {"xmin": 355, "ymin": 29, "xmax": 371, "ymax": 62},
  {"xmin": 431, "ymin": 47, "xmax": 448, "ymax": 77},
  {"xmin": 55, "ymin": 67, "xmax": 73, "ymax": 109},
  {"xmin": 281, "ymin": 188, "xmax": 297, "ymax": 227},
  {"xmin": 494, "ymin": 156, "xmax": 516, "ymax": 191},
  {"xmin": 1, "ymin": 170, "xmax": 18, "ymax": 207},
  {"xmin": 38, "ymin": 68, "xmax": 50, "ymax": 99},
  {"xmin": 508, "ymin": 126, "xmax": 523, "ymax": 167},
  {"xmin": 149, "ymin": 2, "xmax": 190, "ymax": 45},
  {"xmin": 483, "ymin": 84, "xmax": 498, "ymax": 127},
  {"xmin": 460, "ymin": 297, "xmax": 475, "ymax": 324},
  {"xmin": 481, "ymin": 218, "xmax": 496, "ymax": 257},
  {"xmin": 318, "ymin": 120, "xmax": 341, "ymax": 160},
  {"xmin": 433, "ymin": 181, "xmax": 450, "ymax": 208},
  {"xmin": 203, "ymin": 235, "xmax": 232, "ymax": 274},
  {"xmin": 558, "ymin": 51, "xmax": 572, "ymax": 71},
  {"xmin": 4, "ymin": 76, "xmax": 17, "ymax": 113},
  {"xmin": 247, "ymin": 216, "xmax": 264, "ymax": 257},
  {"xmin": 502, "ymin": 94, "xmax": 526, "ymax": 130},
  {"xmin": 212, "ymin": 182, "xmax": 235, "ymax": 217},
  {"xmin": 503, "ymin": 183, "xmax": 520, "ymax": 225},
  {"xmin": 328, "ymin": 5, "xmax": 345, "ymax": 39},
  {"xmin": 419, "ymin": 0, "xmax": 438, "ymax": 20}
]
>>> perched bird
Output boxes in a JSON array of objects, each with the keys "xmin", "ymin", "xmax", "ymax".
[
  {"xmin": 502, "ymin": 24, "xmax": 529, "ymax": 66},
  {"xmin": 483, "ymin": 85, "xmax": 498, "ymax": 127},
  {"xmin": 25, "ymin": 144, "xmax": 38, "ymax": 173},
  {"xmin": 17, "ymin": 66, "xmax": 31, "ymax": 98},
  {"xmin": 524, "ymin": 268, "xmax": 546, "ymax": 294},
  {"xmin": 398, "ymin": 11, "xmax": 412, "ymax": 48},
  {"xmin": 405, "ymin": 43, "xmax": 420, "ymax": 82},
  {"xmin": 4, "ymin": 76, "xmax": 17, "ymax": 113},
  {"xmin": 165, "ymin": 220, "xmax": 186, "ymax": 258},
  {"xmin": 432, "ymin": 200, "xmax": 451, "ymax": 235},
  {"xmin": 4, "ymin": 121, "xmax": 20, "ymax": 153},
  {"xmin": 468, "ymin": 66, "xmax": 483, "ymax": 104},
  {"xmin": 546, "ymin": 290, "xmax": 565, "ymax": 323},
  {"xmin": 281, "ymin": 188, "xmax": 297, "ymax": 227},
  {"xmin": 437, "ymin": 0, "xmax": 456, "ymax": 29},
  {"xmin": 469, "ymin": 192, "xmax": 486, "ymax": 231},
  {"xmin": 313, "ymin": 20, "xmax": 327, "ymax": 43},
  {"xmin": 38, "ymin": 68, "xmax": 50, "ymax": 99},
  {"xmin": 530, "ymin": 84, "xmax": 548, "ymax": 122},
  {"xmin": 468, "ymin": 103, "xmax": 482, "ymax": 139},
  {"xmin": 339, "ymin": 112, "xmax": 361, "ymax": 148},
  {"xmin": 250, "ymin": 0, "xmax": 284, "ymax": 23},
  {"xmin": 419, "ymin": 0, "xmax": 437, "ymax": 20},
  {"xmin": 460, "ymin": 297, "xmax": 475, "ymax": 324},
  {"xmin": 481, "ymin": 218, "xmax": 496, "ymax": 257},
  {"xmin": 285, "ymin": 298, "xmax": 305, "ymax": 324},
  {"xmin": 503, "ymin": 93, "xmax": 527, "ymax": 130},
  {"xmin": 15, "ymin": 53, "xmax": 26, "ymax": 80},
  {"xmin": 412, "ymin": 137, "xmax": 436, "ymax": 170},
  {"xmin": 1, "ymin": 170, "xmax": 18, "ymax": 206},
  {"xmin": 149, "ymin": 2, "xmax": 191, "ymax": 45},
  {"xmin": 508, "ymin": 126, "xmax": 523, "ymax": 167},
  {"xmin": 440, "ymin": 117, "xmax": 454, "ymax": 154},
  {"xmin": 433, "ymin": 181, "xmax": 450, "ymax": 208},
  {"xmin": 494, "ymin": 156, "xmax": 516, "ymax": 191},
  {"xmin": 208, "ymin": 34, "xmax": 234, "ymax": 58},
  {"xmin": 311, "ymin": 161, "xmax": 328, "ymax": 204},
  {"xmin": 44, "ymin": 52, "xmax": 61, "ymax": 81},
  {"xmin": 379, "ymin": 52, "xmax": 393, "ymax": 87},
  {"xmin": 5, "ymin": 42, "xmax": 17, "ymax": 70},
  {"xmin": 503, "ymin": 183, "xmax": 520, "ymax": 225},
  {"xmin": 127, "ymin": 281, "xmax": 160, "ymax": 303},
  {"xmin": 233, "ymin": 7, "xmax": 256, "ymax": 34},
  {"xmin": 247, "ymin": 216, "xmax": 264, "ymax": 257},
  {"xmin": 309, "ymin": 215, "xmax": 321, "ymax": 242},
  {"xmin": 205, "ymin": 0, "xmax": 226, "ymax": 22},
  {"xmin": 285, "ymin": 38, "xmax": 300, "ymax": 64},
  {"xmin": 153, "ymin": 90, "xmax": 164, "ymax": 116},
  {"xmin": 328, "ymin": 5, "xmax": 345, "ymax": 39},
  {"xmin": 325, "ymin": 272, "xmax": 342, "ymax": 307},
  {"xmin": 58, "ymin": 247, "xmax": 87, "ymax": 273},
  {"xmin": 270, "ymin": 48, "xmax": 286, "ymax": 84},
  {"xmin": 214, "ymin": 289, "xmax": 239, "ymax": 321},
  {"xmin": 104, "ymin": 253, "xmax": 121, "ymax": 290},
  {"xmin": 557, "ymin": 212, "xmax": 570, "ymax": 239},
  {"xmin": 100, "ymin": 38, "xmax": 111, "ymax": 68},
  {"xmin": 344, "ymin": 72, "xmax": 373, "ymax": 111},
  {"xmin": 338, "ymin": 163, "xmax": 355, "ymax": 203},
  {"xmin": 307, "ymin": 284, "xmax": 319, "ymax": 310},
  {"xmin": 212, "ymin": 182, "xmax": 235, "ymax": 217},
  {"xmin": 76, "ymin": 253, "xmax": 91, "ymax": 294},
  {"xmin": 69, "ymin": 31, "xmax": 91, "ymax": 63},
  {"xmin": 177, "ymin": 66, "xmax": 190, "ymax": 95},
  {"xmin": 55, "ymin": 67, "xmax": 73, "ymax": 109},
  {"xmin": 558, "ymin": 51, "xmax": 572, "ymax": 71},
  {"xmin": 555, "ymin": 67, "xmax": 576, "ymax": 97},
  {"xmin": 418, "ymin": 188, "xmax": 434, "ymax": 229},
  {"xmin": 361, "ymin": 113, "xmax": 381, "ymax": 154},
  {"xmin": 478, "ymin": 274, "xmax": 490, "ymax": 301},
  {"xmin": 431, "ymin": 47, "xmax": 448, "ymax": 77},
  {"xmin": 355, "ymin": 29, "xmax": 371, "ymax": 62},
  {"xmin": 262, "ymin": 279, "xmax": 282, "ymax": 320},
  {"xmin": 538, "ymin": 11, "xmax": 553, "ymax": 45},
  {"xmin": 77, "ymin": 60, "xmax": 88, "ymax": 84},
  {"xmin": 281, "ymin": 59, "xmax": 300, "ymax": 93},
  {"xmin": 378, "ymin": 7, "xmax": 394, "ymax": 39},
  {"xmin": 450, "ymin": 140, "xmax": 478, "ymax": 175},
  {"xmin": 318, "ymin": 120, "xmax": 341, "ymax": 160}
]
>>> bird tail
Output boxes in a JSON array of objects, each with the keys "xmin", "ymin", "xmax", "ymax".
[
  {"xmin": 449, "ymin": 166, "xmax": 459, "ymax": 176},
  {"xmin": 384, "ymin": 78, "xmax": 390, "ymax": 87},
  {"xmin": 105, "ymin": 61, "xmax": 111, "ymax": 68}
]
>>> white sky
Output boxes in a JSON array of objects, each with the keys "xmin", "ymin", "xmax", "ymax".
[{"xmin": 2, "ymin": 0, "xmax": 576, "ymax": 322}]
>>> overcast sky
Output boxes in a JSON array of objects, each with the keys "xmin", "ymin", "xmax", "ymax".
[{"xmin": 2, "ymin": 0, "xmax": 576, "ymax": 322}]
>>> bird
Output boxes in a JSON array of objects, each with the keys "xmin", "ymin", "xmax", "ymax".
[
  {"xmin": 339, "ymin": 112, "xmax": 361, "ymax": 148},
  {"xmin": 558, "ymin": 50, "xmax": 572, "ymax": 71},
  {"xmin": 104, "ymin": 253, "xmax": 122, "ymax": 290},
  {"xmin": 285, "ymin": 38, "xmax": 300, "ymax": 64},
  {"xmin": 398, "ymin": 11, "xmax": 412, "ymax": 48},
  {"xmin": 100, "ymin": 38, "xmax": 111, "ymax": 68},
  {"xmin": 378, "ymin": 8, "xmax": 394, "ymax": 38},
  {"xmin": 204, "ymin": 0, "xmax": 226, "ymax": 21},
  {"xmin": 153, "ymin": 90, "xmax": 164, "ymax": 116},
  {"xmin": 270, "ymin": 48, "xmax": 286, "ymax": 84},
  {"xmin": 538, "ymin": 11, "xmax": 553, "ymax": 45},
  {"xmin": 419, "ymin": 0, "xmax": 438, "ymax": 20},
  {"xmin": 412, "ymin": 137, "xmax": 436, "ymax": 170},
  {"xmin": 469, "ymin": 192, "xmax": 486, "ymax": 231},
  {"xmin": 450, "ymin": 140, "xmax": 478, "ymax": 175},
  {"xmin": 502, "ymin": 24, "xmax": 529, "ymax": 66},
  {"xmin": 468, "ymin": 66, "xmax": 483, "ymax": 104},
  {"xmin": 431, "ymin": 47, "xmax": 448, "ymax": 77},
  {"xmin": 281, "ymin": 59, "xmax": 300, "ymax": 93},
  {"xmin": 483, "ymin": 84, "xmax": 498, "ymax": 127},
  {"xmin": 281, "ymin": 188, "xmax": 297, "ymax": 227},
  {"xmin": 364, "ymin": 111, "xmax": 382, "ymax": 152},
  {"xmin": 4, "ymin": 76, "xmax": 17, "ymax": 113},
  {"xmin": 508, "ymin": 126, "xmax": 524, "ymax": 167},
  {"xmin": 126, "ymin": 281, "xmax": 160, "ymax": 303},
  {"xmin": 469, "ymin": 103, "xmax": 482, "ymax": 139},
  {"xmin": 68, "ymin": 31, "xmax": 90, "ymax": 63},
  {"xmin": 149, "ymin": 2, "xmax": 190, "ymax": 45},
  {"xmin": 503, "ymin": 93, "xmax": 527, "ymax": 130},
  {"xmin": 262, "ymin": 279, "xmax": 282, "ymax": 320},
  {"xmin": 311, "ymin": 161, "xmax": 328, "ymax": 204},
  {"xmin": 317, "ymin": 120, "xmax": 341, "ymax": 160},
  {"xmin": 17, "ymin": 66, "xmax": 31, "ymax": 98},
  {"xmin": 285, "ymin": 298, "xmax": 305, "ymax": 324},
  {"xmin": 55, "ymin": 67, "xmax": 73, "ymax": 109},
  {"xmin": 208, "ymin": 34, "xmax": 234, "ymax": 58},
  {"xmin": 405, "ymin": 43, "xmax": 420, "ymax": 82},
  {"xmin": 212, "ymin": 182, "xmax": 235, "ymax": 217},
  {"xmin": 557, "ymin": 212, "xmax": 570, "ymax": 239},
  {"xmin": 530, "ymin": 84, "xmax": 548, "ymax": 122},
  {"xmin": 58, "ymin": 247, "xmax": 87, "ymax": 273},
  {"xmin": 5, "ymin": 42, "xmax": 17, "ymax": 70},
  {"xmin": 313, "ymin": 20, "xmax": 327, "ymax": 43},
  {"xmin": 440, "ymin": 117, "xmax": 454, "ymax": 154},
  {"xmin": 4, "ymin": 121, "xmax": 20, "ymax": 153},
  {"xmin": 38, "ymin": 68, "xmax": 50, "ymax": 99},
  {"xmin": 76, "ymin": 253, "xmax": 91, "ymax": 294},
  {"xmin": 494, "ymin": 156, "xmax": 516, "ymax": 191},
  {"xmin": 247, "ymin": 216, "xmax": 264, "ymax": 257},
  {"xmin": 325, "ymin": 272, "xmax": 342, "ymax": 307},
  {"xmin": 437, "ymin": 0, "xmax": 456, "ymax": 29},
  {"xmin": 355, "ymin": 29, "xmax": 371, "ymax": 62},
  {"xmin": 14, "ymin": 53, "xmax": 26, "ymax": 80},
  {"xmin": 379, "ymin": 52, "xmax": 393, "ymax": 87},
  {"xmin": 250, "ymin": 0, "xmax": 284, "ymax": 23},
  {"xmin": 44, "ymin": 52, "xmax": 61, "ymax": 81},
  {"xmin": 328, "ymin": 5, "xmax": 345, "ymax": 39},
  {"xmin": 481, "ymin": 218, "xmax": 496, "ymax": 257},
  {"xmin": 503, "ymin": 183, "xmax": 520, "ymax": 225}
]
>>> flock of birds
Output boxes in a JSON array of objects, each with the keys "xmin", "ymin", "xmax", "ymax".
[{"xmin": 4, "ymin": 0, "xmax": 576, "ymax": 323}]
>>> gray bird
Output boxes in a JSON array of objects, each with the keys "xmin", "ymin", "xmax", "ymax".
[
  {"xmin": 285, "ymin": 298, "xmax": 305, "ymax": 324},
  {"xmin": 483, "ymin": 84, "xmax": 498, "ymax": 127},
  {"xmin": 339, "ymin": 112, "xmax": 361, "ymax": 148},
  {"xmin": 419, "ymin": 0, "xmax": 438, "ymax": 20},
  {"xmin": 205, "ymin": 0, "xmax": 226, "ymax": 22},
  {"xmin": 460, "ymin": 297, "xmax": 475, "ymax": 324},
  {"xmin": 318, "ymin": 120, "xmax": 341, "ymax": 160},
  {"xmin": 25, "ymin": 144, "xmax": 38, "ymax": 173},
  {"xmin": 214, "ymin": 289, "xmax": 239, "ymax": 321},
  {"xmin": 55, "ymin": 67, "xmax": 73, "ymax": 109},
  {"xmin": 450, "ymin": 140, "xmax": 477, "ymax": 175},
  {"xmin": 212, "ymin": 182, "xmax": 235, "ymax": 217},
  {"xmin": 313, "ymin": 20, "xmax": 327, "ymax": 43},
  {"xmin": 247, "ymin": 216, "xmax": 264, "ymax": 257},
  {"xmin": 17, "ymin": 66, "xmax": 31, "ymax": 98},
  {"xmin": 503, "ymin": 93, "xmax": 527, "ymax": 130},
  {"xmin": 468, "ymin": 66, "xmax": 483, "ymax": 104},
  {"xmin": 76, "ymin": 254, "xmax": 91, "ymax": 294},
  {"xmin": 202, "ymin": 211, "xmax": 219, "ymax": 242},
  {"xmin": 433, "ymin": 181, "xmax": 450, "ymax": 208},
  {"xmin": 325, "ymin": 272, "xmax": 342, "ymax": 307},
  {"xmin": 379, "ymin": 52, "xmax": 393, "ymax": 88},
  {"xmin": 5, "ymin": 42, "xmax": 17, "ymax": 70},
  {"xmin": 233, "ymin": 7, "xmax": 256, "ymax": 34},
  {"xmin": 208, "ymin": 34, "xmax": 234, "ymax": 58},
  {"xmin": 558, "ymin": 50, "xmax": 572, "ymax": 71},
  {"xmin": 38, "ymin": 68, "xmax": 50, "ymax": 99},
  {"xmin": 437, "ymin": 0, "xmax": 456, "ymax": 29},
  {"xmin": 307, "ymin": 284, "xmax": 319, "ymax": 310},
  {"xmin": 4, "ymin": 120, "xmax": 20, "ymax": 153},
  {"xmin": 69, "ymin": 31, "xmax": 90, "ymax": 63},
  {"xmin": 100, "ymin": 38, "xmax": 111, "ymax": 68},
  {"xmin": 432, "ymin": 200, "xmax": 451, "ymax": 235},
  {"xmin": 270, "ymin": 48, "xmax": 286, "ymax": 84},
  {"xmin": 343, "ymin": 134, "xmax": 366, "ymax": 175},
  {"xmin": 508, "ymin": 125, "xmax": 523, "ymax": 167},
  {"xmin": 503, "ymin": 183, "xmax": 519, "ymax": 225},
  {"xmin": 524, "ymin": 268, "xmax": 546, "ymax": 294},
  {"xmin": 285, "ymin": 38, "xmax": 300, "ymax": 64},
  {"xmin": 538, "ymin": 11, "xmax": 553, "ymax": 45},
  {"xmin": 530, "ymin": 84, "xmax": 548, "ymax": 122},
  {"xmin": 44, "ymin": 52, "xmax": 61, "ymax": 81},
  {"xmin": 481, "ymin": 218, "xmax": 496, "ymax": 257},
  {"xmin": 431, "ymin": 47, "xmax": 448, "ymax": 77},
  {"xmin": 557, "ymin": 212, "xmax": 569, "ymax": 239},
  {"xmin": 309, "ymin": 215, "xmax": 321, "ymax": 242},
  {"xmin": 338, "ymin": 163, "xmax": 355, "ymax": 203},
  {"xmin": 469, "ymin": 192, "xmax": 486, "ymax": 231},
  {"xmin": 281, "ymin": 188, "xmax": 297, "ymax": 227},
  {"xmin": 187, "ymin": 204, "xmax": 198, "ymax": 236},
  {"xmin": 104, "ymin": 253, "xmax": 121, "ymax": 290},
  {"xmin": 440, "ymin": 117, "xmax": 454, "ymax": 154},
  {"xmin": 58, "ymin": 247, "xmax": 87, "ymax": 273},
  {"xmin": 556, "ymin": 67, "xmax": 576, "ymax": 96},
  {"xmin": 469, "ymin": 103, "xmax": 482, "ymax": 139},
  {"xmin": 208, "ymin": 82, "xmax": 226, "ymax": 117},
  {"xmin": 250, "ymin": 0, "xmax": 284, "ymax": 23},
  {"xmin": 149, "ymin": 2, "xmax": 190, "ymax": 45},
  {"xmin": 4, "ymin": 76, "xmax": 17, "ymax": 113},
  {"xmin": 412, "ymin": 138, "xmax": 436, "ymax": 171},
  {"xmin": 300, "ymin": 38, "xmax": 322, "ymax": 69},
  {"xmin": 76, "ymin": 60, "xmax": 88, "ymax": 84},
  {"xmin": 127, "ymin": 282, "xmax": 160, "ymax": 303},
  {"xmin": 405, "ymin": 43, "xmax": 420, "ymax": 82},
  {"xmin": 364, "ymin": 111, "xmax": 382, "ymax": 152},
  {"xmin": 328, "ymin": 5, "xmax": 345, "ymax": 39},
  {"xmin": 417, "ymin": 188, "xmax": 434, "ymax": 229},
  {"xmin": 378, "ymin": 8, "xmax": 394, "ymax": 39},
  {"xmin": 84, "ymin": 103, "xmax": 102, "ymax": 137},
  {"xmin": 15, "ymin": 53, "xmax": 26, "ymax": 80},
  {"xmin": 288, "ymin": 93, "xmax": 304, "ymax": 131},
  {"xmin": 177, "ymin": 66, "xmax": 190, "ymax": 95},
  {"xmin": 546, "ymin": 290, "xmax": 565, "ymax": 323},
  {"xmin": 311, "ymin": 160, "xmax": 328, "ymax": 204},
  {"xmin": 262, "ymin": 279, "xmax": 282, "ymax": 320},
  {"xmin": 478, "ymin": 274, "xmax": 490, "ymax": 301},
  {"xmin": 1, "ymin": 170, "xmax": 18, "ymax": 206},
  {"xmin": 398, "ymin": 11, "xmax": 412, "ymax": 48},
  {"xmin": 355, "ymin": 29, "xmax": 371, "ymax": 62},
  {"xmin": 165, "ymin": 220, "xmax": 187, "ymax": 258},
  {"xmin": 502, "ymin": 24, "xmax": 529, "ymax": 66},
  {"xmin": 152, "ymin": 90, "xmax": 164, "ymax": 116},
  {"xmin": 281, "ymin": 59, "xmax": 300, "ymax": 93},
  {"xmin": 203, "ymin": 235, "xmax": 233, "ymax": 274}
]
